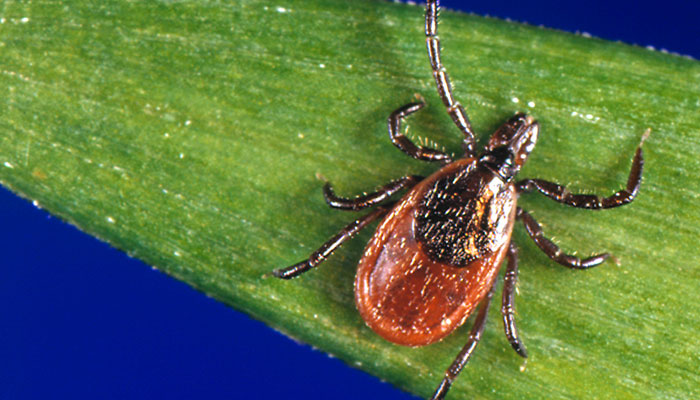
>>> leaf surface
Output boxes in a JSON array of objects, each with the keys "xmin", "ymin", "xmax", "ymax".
[{"xmin": 1, "ymin": 1, "xmax": 699, "ymax": 398}]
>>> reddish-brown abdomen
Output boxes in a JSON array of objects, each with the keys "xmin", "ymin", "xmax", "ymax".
[{"xmin": 355, "ymin": 158, "xmax": 517, "ymax": 346}]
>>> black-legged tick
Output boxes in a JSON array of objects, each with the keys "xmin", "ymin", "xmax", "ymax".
[{"xmin": 273, "ymin": 1, "xmax": 647, "ymax": 399}]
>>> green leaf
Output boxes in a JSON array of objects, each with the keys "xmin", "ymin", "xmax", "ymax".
[{"xmin": 1, "ymin": 0, "xmax": 699, "ymax": 398}]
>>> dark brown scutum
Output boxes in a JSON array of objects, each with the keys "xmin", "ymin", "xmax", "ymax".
[{"xmin": 416, "ymin": 165, "xmax": 515, "ymax": 267}]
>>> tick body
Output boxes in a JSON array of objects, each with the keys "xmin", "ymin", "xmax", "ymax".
[
  {"xmin": 356, "ymin": 156, "xmax": 519, "ymax": 346},
  {"xmin": 273, "ymin": 1, "xmax": 647, "ymax": 399}
]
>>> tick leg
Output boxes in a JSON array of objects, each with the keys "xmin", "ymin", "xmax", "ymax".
[
  {"xmin": 323, "ymin": 176, "xmax": 423, "ymax": 211},
  {"xmin": 515, "ymin": 131, "xmax": 648, "ymax": 209},
  {"xmin": 389, "ymin": 102, "xmax": 453, "ymax": 164},
  {"xmin": 272, "ymin": 204, "xmax": 393, "ymax": 279},
  {"xmin": 517, "ymin": 208, "xmax": 612, "ymax": 270},
  {"xmin": 502, "ymin": 243, "xmax": 528, "ymax": 358},
  {"xmin": 431, "ymin": 283, "xmax": 495, "ymax": 400},
  {"xmin": 425, "ymin": 0, "xmax": 477, "ymax": 156}
]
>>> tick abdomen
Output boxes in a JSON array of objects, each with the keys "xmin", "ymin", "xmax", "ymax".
[{"xmin": 355, "ymin": 159, "xmax": 517, "ymax": 346}]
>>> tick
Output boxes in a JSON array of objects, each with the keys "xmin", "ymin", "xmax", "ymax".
[{"xmin": 272, "ymin": 1, "xmax": 647, "ymax": 399}]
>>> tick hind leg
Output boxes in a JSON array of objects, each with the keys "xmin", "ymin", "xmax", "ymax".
[
  {"xmin": 516, "ymin": 130, "xmax": 648, "ymax": 209},
  {"xmin": 502, "ymin": 243, "xmax": 528, "ymax": 358},
  {"xmin": 323, "ymin": 175, "xmax": 423, "ymax": 211},
  {"xmin": 517, "ymin": 208, "xmax": 613, "ymax": 270},
  {"xmin": 272, "ymin": 204, "xmax": 393, "ymax": 279},
  {"xmin": 389, "ymin": 102, "xmax": 453, "ymax": 164},
  {"xmin": 431, "ymin": 284, "xmax": 495, "ymax": 400}
]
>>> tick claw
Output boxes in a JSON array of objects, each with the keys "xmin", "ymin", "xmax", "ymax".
[{"xmin": 271, "ymin": 268, "xmax": 292, "ymax": 279}]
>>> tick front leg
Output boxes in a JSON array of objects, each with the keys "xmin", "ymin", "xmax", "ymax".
[
  {"xmin": 425, "ymin": 0, "xmax": 477, "ymax": 156},
  {"xmin": 516, "ymin": 130, "xmax": 648, "ymax": 209},
  {"xmin": 272, "ymin": 204, "xmax": 392, "ymax": 279},
  {"xmin": 431, "ymin": 283, "xmax": 495, "ymax": 400},
  {"xmin": 389, "ymin": 102, "xmax": 453, "ymax": 164},
  {"xmin": 517, "ymin": 208, "xmax": 613, "ymax": 270},
  {"xmin": 502, "ymin": 243, "xmax": 528, "ymax": 358},
  {"xmin": 323, "ymin": 175, "xmax": 423, "ymax": 211}
]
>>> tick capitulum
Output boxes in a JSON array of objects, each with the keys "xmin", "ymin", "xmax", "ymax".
[{"xmin": 273, "ymin": 1, "xmax": 647, "ymax": 399}]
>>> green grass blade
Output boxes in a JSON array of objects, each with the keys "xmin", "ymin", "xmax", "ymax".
[{"xmin": 1, "ymin": 1, "xmax": 699, "ymax": 398}]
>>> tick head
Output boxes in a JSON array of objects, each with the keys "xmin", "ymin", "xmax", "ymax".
[{"xmin": 482, "ymin": 113, "xmax": 540, "ymax": 180}]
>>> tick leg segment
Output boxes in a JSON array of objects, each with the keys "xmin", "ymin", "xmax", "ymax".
[
  {"xmin": 425, "ymin": 0, "xmax": 477, "ymax": 156},
  {"xmin": 431, "ymin": 283, "xmax": 495, "ymax": 400},
  {"xmin": 502, "ymin": 243, "xmax": 528, "ymax": 358},
  {"xmin": 272, "ymin": 204, "xmax": 393, "ymax": 279},
  {"xmin": 517, "ymin": 208, "xmax": 611, "ymax": 270},
  {"xmin": 323, "ymin": 176, "xmax": 423, "ymax": 211},
  {"xmin": 515, "ymin": 131, "xmax": 647, "ymax": 209},
  {"xmin": 389, "ymin": 102, "xmax": 452, "ymax": 163}
]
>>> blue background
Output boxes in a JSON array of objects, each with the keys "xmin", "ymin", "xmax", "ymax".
[{"xmin": 2, "ymin": 1, "xmax": 698, "ymax": 399}]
